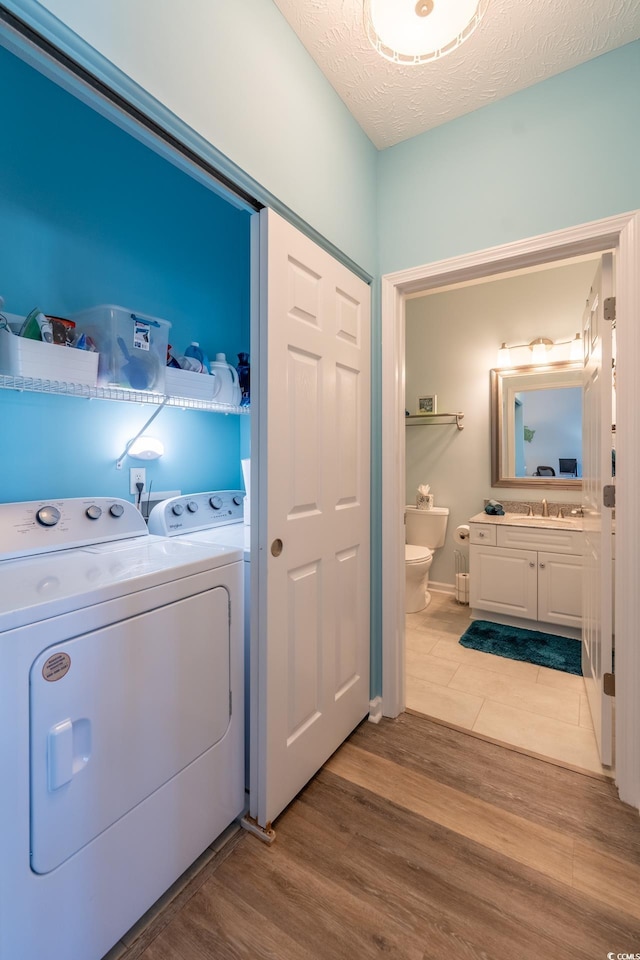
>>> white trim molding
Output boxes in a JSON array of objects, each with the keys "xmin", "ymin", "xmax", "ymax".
[
  {"xmin": 381, "ymin": 211, "xmax": 640, "ymax": 810},
  {"xmin": 368, "ymin": 696, "xmax": 383, "ymax": 723}
]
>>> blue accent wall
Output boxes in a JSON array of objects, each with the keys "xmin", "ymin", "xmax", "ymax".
[{"xmin": 0, "ymin": 43, "xmax": 250, "ymax": 503}]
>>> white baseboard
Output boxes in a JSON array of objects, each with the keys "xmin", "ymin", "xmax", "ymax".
[
  {"xmin": 368, "ymin": 696, "xmax": 383, "ymax": 723},
  {"xmin": 429, "ymin": 581, "xmax": 455, "ymax": 595}
]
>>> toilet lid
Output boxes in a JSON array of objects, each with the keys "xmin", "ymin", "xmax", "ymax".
[{"xmin": 405, "ymin": 544, "xmax": 433, "ymax": 563}]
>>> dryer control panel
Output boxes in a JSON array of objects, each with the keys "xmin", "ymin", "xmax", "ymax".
[
  {"xmin": 148, "ymin": 490, "xmax": 244, "ymax": 536},
  {"xmin": 0, "ymin": 498, "xmax": 147, "ymax": 561}
]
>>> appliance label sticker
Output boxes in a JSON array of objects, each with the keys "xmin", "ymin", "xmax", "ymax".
[
  {"xmin": 133, "ymin": 319, "xmax": 151, "ymax": 351},
  {"xmin": 42, "ymin": 652, "xmax": 71, "ymax": 682}
]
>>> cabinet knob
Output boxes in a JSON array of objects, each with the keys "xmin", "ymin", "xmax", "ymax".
[
  {"xmin": 529, "ymin": 561, "xmax": 535, "ymax": 568},
  {"xmin": 539, "ymin": 562, "xmax": 546, "ymax": 568},
  {"xmin": 478, "ymin": 532, "xmax": 485, "ymax": 538}
]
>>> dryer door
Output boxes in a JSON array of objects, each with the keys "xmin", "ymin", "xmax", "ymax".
[{"xmin": 30, "ymin": 586, "xmax": 230, "ymax": 874}]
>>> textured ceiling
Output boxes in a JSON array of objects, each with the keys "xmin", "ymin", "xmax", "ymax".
[{"xmin": 272, "ymin": 0, "xmax": 640, "ymax": 149}]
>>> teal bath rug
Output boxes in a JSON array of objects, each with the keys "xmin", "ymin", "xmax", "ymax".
[{"xmin": 459, "ymin": 620, "xmax": 582, "ymax": 675}]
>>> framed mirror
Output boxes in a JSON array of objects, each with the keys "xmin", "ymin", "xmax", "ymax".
[{"xmin": 491, "ymin": 361, "xmax": 582, "ymax": 489}]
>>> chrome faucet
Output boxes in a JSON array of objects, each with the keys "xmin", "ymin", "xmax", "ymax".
[{"xmin": 541, "ymin": 498, "xmax": 549, "ymax": 517}]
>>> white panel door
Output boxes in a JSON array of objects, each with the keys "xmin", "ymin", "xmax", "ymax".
[
  {"xmin": 582, "ymin": 252, "xmax": 614, "ymax": 766},
  {"xmin": 252, "ymin": 209, "xmax": 370, "ymax": 828}
]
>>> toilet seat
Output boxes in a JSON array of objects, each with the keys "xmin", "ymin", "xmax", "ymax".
[{"xmin": 405, "ymin": 544, "xmax": 433, "ymax": 564}]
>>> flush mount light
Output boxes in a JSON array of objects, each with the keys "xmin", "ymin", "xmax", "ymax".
[{"xmin": 364, "ymin": 0, "xmax": 489, "ymax": 65}]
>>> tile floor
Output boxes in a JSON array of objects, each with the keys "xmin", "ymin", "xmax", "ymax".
[{"xmin": 405, "ymin": 591, "xmax": 611, "ymax": 778}]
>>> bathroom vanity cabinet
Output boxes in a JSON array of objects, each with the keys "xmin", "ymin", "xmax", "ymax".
[{"xmin": 469, "ymin": 516, "xmax": 583, "ymax": 632}]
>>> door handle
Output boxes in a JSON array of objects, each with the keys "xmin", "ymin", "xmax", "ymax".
[
  {"xmin": 48, "ymin": 719, "xmax": 73, "ymax": 791},
  {"xmin": 271, "ymin": 538, "xmax": 283, "ymax": 557}
]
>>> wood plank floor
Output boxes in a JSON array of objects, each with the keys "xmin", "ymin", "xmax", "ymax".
[{"xmin": 108, "ymin": 713, "xmax": 640, "ymax": 960}]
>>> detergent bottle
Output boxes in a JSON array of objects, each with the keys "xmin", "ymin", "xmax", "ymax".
[
  {"xmin": 183, "ymin": 341, "xmax": 209, "ymax": 374},
  {"xmin": 210, "ymin": 352, "xmax": 241, "ymax": 405}
]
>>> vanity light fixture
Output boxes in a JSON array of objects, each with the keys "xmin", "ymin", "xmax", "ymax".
[
  {"xmin": 364, "ymin": 0, "xmax": 489, "ymax": 64},
  {"xmin": 496, "ymin": 334, "xmax": 582, "ymax": 368}
]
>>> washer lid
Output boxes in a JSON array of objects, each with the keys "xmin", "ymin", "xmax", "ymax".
[{"xmin": 405, "ymin": 544, "xmax": 433, "ymax": 563}]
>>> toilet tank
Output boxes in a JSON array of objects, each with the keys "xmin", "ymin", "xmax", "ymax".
[{"xmin": 405, "ymin": 506, "xmax": 449, "ymax": 548}]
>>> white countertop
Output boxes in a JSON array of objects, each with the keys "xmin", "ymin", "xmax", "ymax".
[{"xmin": 469, "ymin": 512, "xmax": 583, "ymax": 531}]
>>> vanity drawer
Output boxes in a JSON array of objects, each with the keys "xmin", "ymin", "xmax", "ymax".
[
  {"xmin": 497, "ymin": 526, "xmax": 583, "ymax": 555},
  {"xmin": 469, "ymin": 523, "xmax": 497, "ymax": 546}
]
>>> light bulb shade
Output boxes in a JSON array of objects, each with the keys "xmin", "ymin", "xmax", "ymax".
[
  {"xmin": 530, "ymin": 338, "xmax": 553, "ymax": 364},
  {"xmin": 364, "ymin": 0, "xmax": 489, "ymax": 64},
  {"xmin": 497, "ymin": 343, "xmax": 511, "ymax": 367},
  {"xmin": 570, "ymin": 332, "xmax": 583, "ymax": 362},
  {"xmin": 128, "ymin": 436, "xmax": 164, "ymax": 460}
]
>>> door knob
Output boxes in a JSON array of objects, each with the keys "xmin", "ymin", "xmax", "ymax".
[{"xmin": 271, "ymin": 538, "xmax": 283, "ymax": 557}]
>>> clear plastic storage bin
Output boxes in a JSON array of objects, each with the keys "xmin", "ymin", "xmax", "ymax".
[{"xmin": 72, "ymin": 305, "xmax": 171, "ymax": 393}]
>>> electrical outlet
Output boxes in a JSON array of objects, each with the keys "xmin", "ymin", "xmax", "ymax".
[{"xmin": 129, "ymin": 467, "xmax": 146, "ymax": 496}]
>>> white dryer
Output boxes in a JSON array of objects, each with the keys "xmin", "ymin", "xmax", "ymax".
[
  {"xmin": 0, "ymin": 497, "xmax": 244, "ymax": 960},
  {"xmin": 148, "ymin": 490, "xmax": 250, "ymax": 783}
]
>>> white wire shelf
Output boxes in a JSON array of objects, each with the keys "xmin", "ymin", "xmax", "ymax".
[
  {"xmin": 405, "ymin": 412, "xmax": 464, "ymax": 430},
  {"xmin": 0, "ymin": 373, "xmax": 250, "ymax": 415}
]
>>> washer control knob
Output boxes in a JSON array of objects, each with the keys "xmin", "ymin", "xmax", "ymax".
[
  {"xmin": 210, "ymin": 496, "xmax": 223, "ymax": 510},
  {"xmin": 186, "ymin": 501, "xmax": 198, "ymax": 513},
  {"xmin": 36, "ymin": 505, "xmax": 61, "ymax": 527},
  {"xmin": 109, "ymin": 503, "xmax": 125, "ymax": 518},
  {"xmin": 172, "ymin": 503, "xmax": 184, "ymax": 516},
  {"xmin": 232, "ymin": 495, "xmax": 243, "ymax": 506},
  {"xmin": 86, "ymin": 505, "xmax": 102, "ymax": 520}
]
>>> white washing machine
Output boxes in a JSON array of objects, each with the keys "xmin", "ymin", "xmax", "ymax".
[
  {"xmin": 0, "ymin": 497, "xmax": 244, "ymax": 960},
  {"xmin": 148, "ymin": 490, "xmax": 250, "ymax": 784}
]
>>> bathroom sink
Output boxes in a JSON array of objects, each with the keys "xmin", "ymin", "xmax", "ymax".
[{"xmin": 503, "ymin": 513, "xmax": 581, "ymax": 528}]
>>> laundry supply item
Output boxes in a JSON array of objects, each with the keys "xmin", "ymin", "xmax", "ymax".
[
  {"xmin": 210, "ymin": 353, "xmax": 242, "ymax": 405},
  {"xmin": 236, "ymin": 352, "xmax": 250, "ymax": 405},
  {"xmin": 184, "ymin": 341, "xmax": 210, "ymax": 374}
]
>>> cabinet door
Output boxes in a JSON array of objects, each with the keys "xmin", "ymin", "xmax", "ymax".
[
  {"xmin": 470, "ymin": 545, "xmax": 537, "ymax": 620},
  {"xmin": 537, "ymin": 551, "xmax": 583, "ymax": 628}
]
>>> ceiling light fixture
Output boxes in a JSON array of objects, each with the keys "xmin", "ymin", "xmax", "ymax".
[{"xmin": 364, "ymin": 0, "xmax": 489, "ymax": 65}]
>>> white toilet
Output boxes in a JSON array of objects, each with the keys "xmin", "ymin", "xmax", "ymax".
[{"xmin": 405, "ymin": 505, "xmax": 449, "ymax": 613}]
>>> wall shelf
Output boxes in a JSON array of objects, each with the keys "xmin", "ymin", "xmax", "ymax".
[
  {"xmin": 0, "ymin": 373, "xmax": 250, "ymax": 415},
  {"xmin": 405, "ymin": 412, "xmax": 464, "ymax": 430}
]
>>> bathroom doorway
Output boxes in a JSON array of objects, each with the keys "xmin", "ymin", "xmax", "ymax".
[
  {"xmin": 380, "ymin": 211, "xmax": 640, "ymax": 810},
  {"xmin": 402, "ymin": 256, "xmax": 606, "ymax": 776}
]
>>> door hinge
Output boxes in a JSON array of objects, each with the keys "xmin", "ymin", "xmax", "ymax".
[
  {"xmin": 603, "ymin": 484, "xmax": 616, "ymax": 508},
  {"xmin": 603, "ymin": 672, "xmax": 615, "ymax": 697},
  {"xmin": 604, "ymin": 296, "xmax": 616, "ymax": 322}
]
